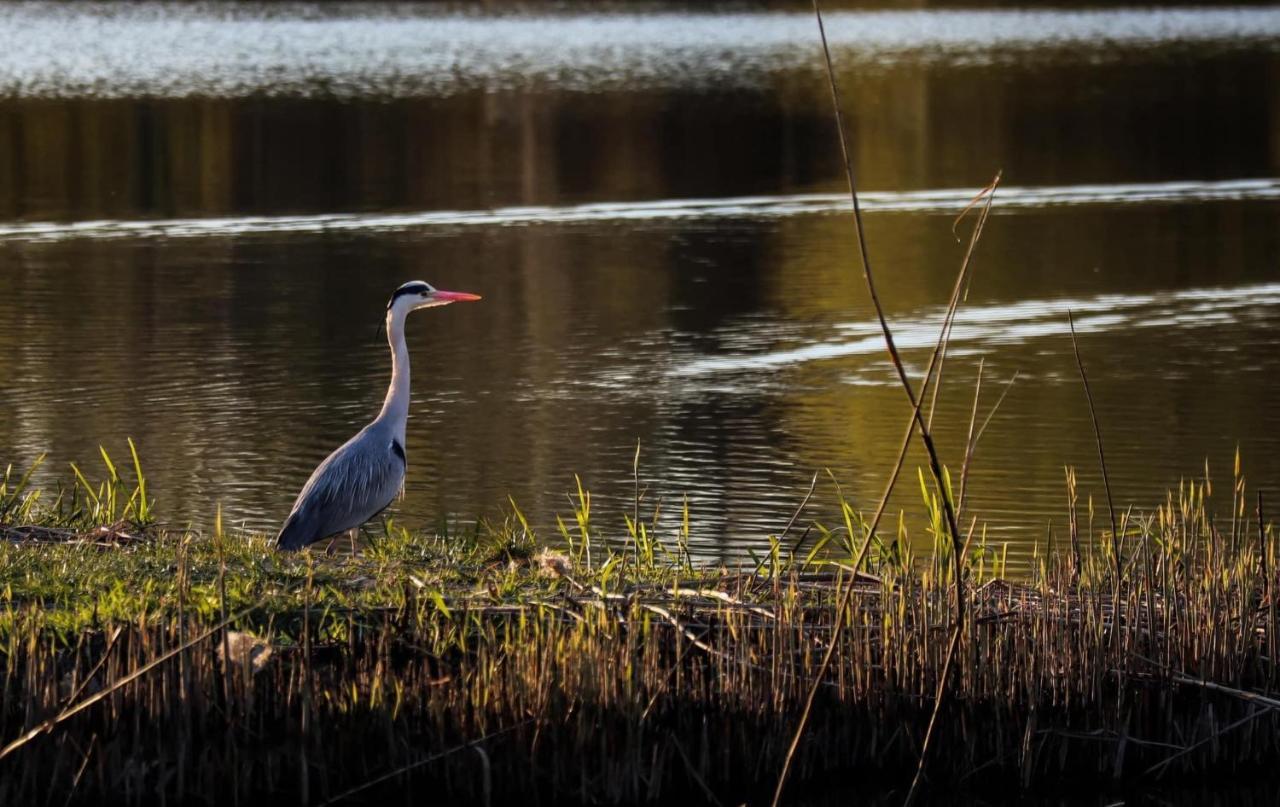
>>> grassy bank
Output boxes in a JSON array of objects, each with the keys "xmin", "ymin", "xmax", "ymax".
[{"xmin": 1, "ymin": 452, "xmax": 1278, "ymax": 805}]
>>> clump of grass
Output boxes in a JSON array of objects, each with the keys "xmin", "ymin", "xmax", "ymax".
[
  {"xmin": 0, "ymin": 454, "xmax": 45, "ymax": 525},
  {"xmin": 65, "ymin": 438, "xmax": 155, "ymax": 530},
  {"xmin": 0, "ymin": 451, "xmax": 1277, "ymax": 805},
  {"xmin": 1, "ymin": 440, "xmax": 154, "ymax": 545}
]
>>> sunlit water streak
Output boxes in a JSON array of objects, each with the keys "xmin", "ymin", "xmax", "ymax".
[
  {"xmin": 2, "ymin": 3, "xmax": 1279, "ymax": 98},
  {"xmin": 1, "ymin": 177, "xmax": 1276, "ymax": 242},
  {"xmin": 666, "ymin": 282, "xmax": 1280, "ymax": 381}
]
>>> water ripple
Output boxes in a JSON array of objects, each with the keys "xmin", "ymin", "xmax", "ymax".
[
  {"xmin": 1, "ymin": 178, "xmax": 1276, "ymax": 243},
  {"xmin": 668, "ymin": 282, "xmax": 1280, "ymax": 379}
]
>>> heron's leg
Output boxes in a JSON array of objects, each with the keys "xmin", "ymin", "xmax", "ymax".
[
  {"xmin": 324, "ymin": 537, "xmax": 338, "ymax": 556},
  {"xmin": 348, "ymin": 527, "xmax": 359, "ymax": 556}
]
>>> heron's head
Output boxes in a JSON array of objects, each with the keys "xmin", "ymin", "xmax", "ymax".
[{"xmin": 386, "ymin": 280, "xmax": 482, "ymax": 315}]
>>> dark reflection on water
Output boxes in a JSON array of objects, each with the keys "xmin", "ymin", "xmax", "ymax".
[
  {"xmin": 1, "ymin": 4, "xmax": 1279, "ymax": 570},
  {"xmin": 2, "ymin": 51, "xmax": 1278, "ymax": 220}
]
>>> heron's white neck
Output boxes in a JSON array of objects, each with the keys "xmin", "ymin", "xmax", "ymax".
[{"xmin": 375, "ymin": 306, "xmax": 411, "ymax": 440}]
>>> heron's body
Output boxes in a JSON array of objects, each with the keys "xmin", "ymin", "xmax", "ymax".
[
  {"xmin": 274, "ymin": 421, "xmax": 406, "ymax": 550},
  {"xmin": 276, "ymin": 281, "xmax": 480, "ymax": 551}
]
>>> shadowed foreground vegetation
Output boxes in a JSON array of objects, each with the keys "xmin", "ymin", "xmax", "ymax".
[{"xmin": 1, "ymin": 451, "xmax": 1279, "ymax": 805}]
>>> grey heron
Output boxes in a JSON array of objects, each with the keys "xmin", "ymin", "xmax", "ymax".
[{"xmin": 275, "ymin": 280, "xmax": 481, "ymax": 551}]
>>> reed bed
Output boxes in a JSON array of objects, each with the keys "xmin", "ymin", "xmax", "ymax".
[{"xmin": 1, "ymin": 449, "xmax": 1278, "ymax": 805}]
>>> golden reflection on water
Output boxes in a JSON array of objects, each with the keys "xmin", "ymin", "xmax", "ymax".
[{"xmin": 4, "ymin": 201, "xmax": 1279, "ymax": 570}]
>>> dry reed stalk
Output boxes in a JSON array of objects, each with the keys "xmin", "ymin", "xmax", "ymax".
[
  {"xmin": 773, "ymin": 7, "xmax": 1004, "ymax": 805},
  {"xmin": 318, "ymin": 722, "xmax": 533, "ymax": 806},
  {"xmin": 0, "ymin": 606, "xmax": 255, "ymax": 761},
  {"xmin": 782, "ymin": 471, "xmax": 819, "ymax": 550},
  {"xmin": 1067, "ymin": 310, "xmax": 1121, "ymax": 581}
]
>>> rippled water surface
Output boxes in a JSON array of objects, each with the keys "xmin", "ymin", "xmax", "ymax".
[
  {"xmin": 1, "ymin": 2, "xmax": 1278, "ymax": 569},
  {"xmin": 3, "ymin": 4, "xmax": 1280, "ymax": 98}
]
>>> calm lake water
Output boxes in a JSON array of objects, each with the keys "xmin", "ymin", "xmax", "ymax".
[{"xmin": 1, "ymin": 2, "xmax": 1279, "ymax": 569}]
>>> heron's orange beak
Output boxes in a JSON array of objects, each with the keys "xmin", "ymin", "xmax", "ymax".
[{"xmin": 433, "ymin": 290, "xmax": 482, "ymax": 302}]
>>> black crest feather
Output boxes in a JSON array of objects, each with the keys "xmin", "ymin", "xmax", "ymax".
[{"xmin": 386, "ymin": 281, "xmax": 432, "ymax": 310}]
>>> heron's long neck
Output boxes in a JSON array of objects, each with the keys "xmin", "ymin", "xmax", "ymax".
[{"xmin": 376, "ymin": 308, "xmax": 411, "ymax": 438}]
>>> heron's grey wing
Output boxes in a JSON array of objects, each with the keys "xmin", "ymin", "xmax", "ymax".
[{"xmin": 275, "ymin": 427, "xmax": 406, "ymax": 550}]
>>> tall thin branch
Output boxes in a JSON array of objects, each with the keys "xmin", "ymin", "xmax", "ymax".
[
  {"xmin": 873, "ymin": 174, "xmax": 997, "ymax": 548},
  {"xmin": 806, "ymin": 0, "xmax": 965, "ymax": 572},
  {"xmin": 771, "ymin": 5, "xmax": 987, "ymax": 805},
  {"xmin": 1067, "ymin": 310, "xmax": 1120, "ymax": 579}
]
